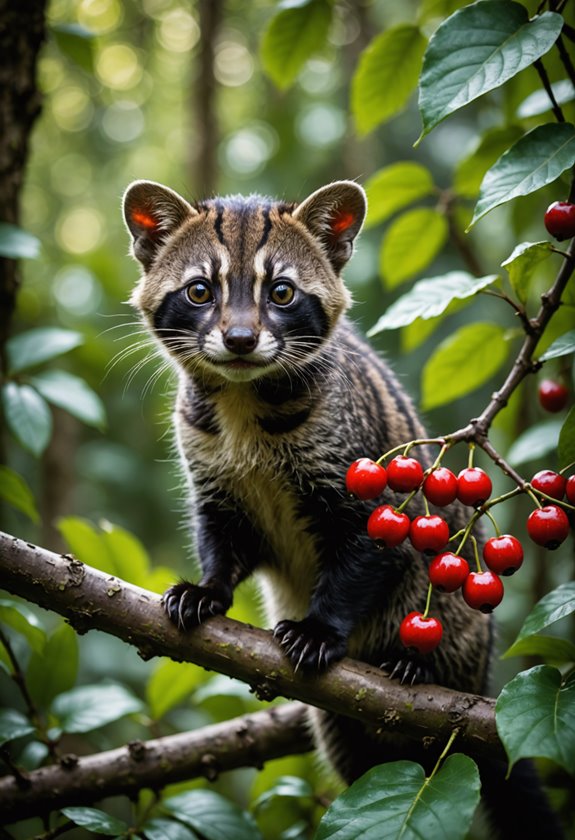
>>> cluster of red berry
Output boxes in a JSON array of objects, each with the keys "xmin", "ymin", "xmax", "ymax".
[{"xmin": 345, "ymin": 454, "xmax": 574, "ymax": 655}]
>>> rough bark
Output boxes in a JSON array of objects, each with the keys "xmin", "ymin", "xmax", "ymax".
[
  {"xmin": 0, "ymin": 703, "xmax": 311, "ymax": 823},
  {"xmin": 190, "ymin": 0, "xmax": 223, "ymax": 197},
  {"xmin": 0, "ymin": 530, "xmax": 504, "ymax": 770},
  {"xmin": 0, "ymin": 0, "xmax": 47, "ymax": 373}
]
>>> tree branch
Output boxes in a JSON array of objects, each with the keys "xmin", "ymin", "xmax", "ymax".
[
  {"xmin": 0, "ymin": 530, "xmax": 503, "ymax": 777},
  {"xmin": 0, "ymin": 703, "xmax": 311, "ymax": 824}
]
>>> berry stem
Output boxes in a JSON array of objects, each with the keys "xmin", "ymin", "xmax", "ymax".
[
  {"xmin": 526, "ymin": 483, "xmax": 575, "ymax": 512},
  {"xmin": 467, "ymin": 444, "xmax": 475, "ymax": 470},
  {"xmin": 483, "ymin": 507, "xmax": 501, "ymax": 537},
  {"xmin": 470, "ymin": 535, "xmax": 482, "ymax": 573},
  {"xmin": 422, "ymin": 582, "xmax": 433, "ymax": 619},
  {"xmin": 396, "ymin": 488, "xmax": 419, "ymax": 513},
  {"xmin": 376, "ymin": 438, "xmax": 446, "ymax": 465}
]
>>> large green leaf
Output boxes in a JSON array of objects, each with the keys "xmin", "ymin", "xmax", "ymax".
[
  {"xmin": 558, "ymin": 406, "xmax": 575, "ymax": 470},
  {"xmin": 163, "ymin": 790, "xmax": 263, "ymax": 840},
  {"xmin": 539, "ymin": 329, "xmax": 575, "ymax": 361},
  {"xmin": 368, "ymin": 272, "xmax": 498, "ymax": 335},
  {"xmin": 27, "ymin": 622, "xmax": 78, "ymax": 709},
  {"xmin": 502, "ymin": 634, "xmax": 575, "ymax": 664},
  {"xmin": 51, "ymin": 23, "xmax": 95, "ymax": 73},
  {"xmin": 58, "ymin": 517, "xmax": 111, "ymax": 572},
  {"xmin": 0, "ymin": 599, "xmax": 46, "ymax": 654},
  {"xmin": 517, "ymin": 79, "xmax": 575, "ymax": 119},
  {"xmin": 57, "ymin": 517, "xmax": 151, "ymax": 584},
  {"xmin": 380, "ymin": 209, "xmax": 448, "ymax": 289},
  {"xmin": 364, "ymin": 162, "xmax": 435, "ymax": 228},
  {"xmin": 52, "ymin": 683, "xmax": 143, "ymax": 733},
  {"xmin": 147, "ymin": 659, "xmax": 205, "ymax": 720},
  {"xmin": 0, "ymin": 465, "xmax": 39, "ymax": 522},
  {"xmin": 496, "ymin": 666, "xmax": 575, "ymax": 775},
  {"xmin": 0, "ymin": 709, "xmax": 35, "ymax": 745},
  {"xmin": 260, "ymin": 0, "xmax": 332, "ymax": 90},
  {"xmin": 506, "ymin": 419, "xmax": 562, "ymax": 465},
  {"xmin": 422, "ymin": 323, "xmax": 508, "ymax": 409},
  {"xmin": 6, "ymin": 327, "xmax": 83, "ymax": 374},
  {"xmin": 454, "ymin": 125, "xmax": 525, "ymax": 199},
  {"xmin": 1, "ymin": 382, "xmax": 52, "ymax": 456},
  {"xmin": 62, "ymin": 807, "xmax": 128, "ymax": 836},
  {"xmin": 501, "ymin": 240, "xmax": 553, "ymax": 304},
  {"xmin": 471, "ymin": 123, "xmax": 575, "ymax": 227},
  {"xmin": 29, "ymin": 370, "xmax": 106, "ymax": 430},
  {"xmin": 141, "ymin": 818, "xmax": 198, "ymax": 840},
  {"xmin": 512, "ymin": 582, "xmax": 575, "ymax": 644},
  {"xmin": 0, "ymin": 223, "xmax": 41, "ymax": 259},
  {"xmin": 314, "ymin": 755, "xmax": 480, "ymax": 839},
  {"xmin": 418, "ymin": 3, "xmax": 563, "ymax": 138},
  {"xmin": 352, "ymin": 25, "xmax": 427, "ymax": 135}
]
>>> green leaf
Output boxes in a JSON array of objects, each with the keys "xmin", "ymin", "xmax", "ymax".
[
  {"xmin": 147, "ymin": 659, "xmax": 204, "ymax": 720},
  {"xmin": 364, "ymin": 162, "xmax": 435, "ymax": 228},
  {"xmin": 100, "ymin": 521, "xmax": 151, "ymax": 585},
  {"xmin": 454, "ymin": 125, "xmax": 525, "ymax": 199},
  {"xmin": 1, "ymin": 383, "xmax": 52, "ymax": 456},
  {"xmin": 380, "ymin": 209, "xmax": 448, "ymax": 289},
  {"xmin": 29, "ymin": 370, "xmax": 106, "ymax": 430},
  {"xmin": 558, "ymin": 406, "xmax": 575, "ymax": 470},
  {"xmin": 418, "ymin": 3, "xmax": 563, "ymax": 138},
  {"xmin": 496, "ymin": 665, "xmax": 575, "ymax": 775},
  {"xmin": 421, "ymin": 323, "xmax": 508, "ymax": 410},
  {"xmin": 506, "ymin": 419, "xmax": 562, "ymax": 466},
  {"xmin": 517, "ymin": 79, "xmax": 575, "ymax": 119},
  {"xmin": 58, "ymin": 517, "xmax": 111, "ymax": 572},
  {"xmin": 51, "ymin": 23, "xmax": 95, "ymax": 73},
  {"xmin": 27, "ymin": 622, "xmax": 78, "ymax": 709},
  {"xmin": 512, "ymin": 582, "xmax": 575, "ymax": 644},
  {"xmin": 352, "ymin": 25, "xmax": 427, "ymax": 135},
  {"xmin": 0, "ymin": 465, "xmax": 39, "ymax": 522},
  {"xmin": 254, "ymin": 776, "xmax": 313, "ymax": 810},
  {"xmin": 52, "ymin": 683, "xmax": 143, "ymax": 733},
  {"xmin": 501, "ymin": 241, "xmax": 554, "ymax": 304},
  {"xmin": 368, "ymin": 272, "xmax": 498, "ymax": 335},
  {"xmin": 62, "ymin": 807, "xmax": 128, "ymax": 836},
  {"xmin": 315, "ymin": 755, "xmax": 480, "ymax": 840},
  {"xmin": 260, "ymin": 0, "xmax": 332, "ymax": 90},
  {"xmin": 0, "ymin": 223, "xmax": 41, "ymax": 259},
  {"xmin": 0, "ymin": 709, "xmax": 35, "ymax": 745},
  {"xmin": 539, "ymin": 329, "xmax": 575, "ymax": 361},
  {"xmin": 471, "ymin": 123, "xmax": 575, "ymax": 227},
  {"xmin": 0, "ymin": 599, "xmax": 46, "ymax": 654},
  {"xmin": 163, "ymin": 790, "xmax": 263, "ymax": 840},
  {"xmin": 6, "ymin": 327, "xmax": 83, "ymax": 374},
  {"xmin": 502, "ymin": 634, "xmax": 575, "ymax": 664},
  {"xmin": 141, "ymin": 818, "xmax": 198, "ymax": 840}
]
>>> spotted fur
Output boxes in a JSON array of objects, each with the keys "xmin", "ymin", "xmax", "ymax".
[{"xmin": 122, "ymin": 180, "xmax": 562, "ymax": 838}]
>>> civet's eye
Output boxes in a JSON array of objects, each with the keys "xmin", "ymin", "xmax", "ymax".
[
  {"xmin": 186, "ymin": 280, "xmax": 213, "ymax": 305},
  {"xmin": 270, "ymin": 281, "xmax": 295, "ymax": 306}
]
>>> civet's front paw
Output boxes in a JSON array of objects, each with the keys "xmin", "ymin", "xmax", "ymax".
[
  {"xmin": 163, "ymin": 580, "xmax": 232, "ymax": 630},
  {"xmin": 274, "ymin": 617, "xmax": 347, "ymax": 673}
]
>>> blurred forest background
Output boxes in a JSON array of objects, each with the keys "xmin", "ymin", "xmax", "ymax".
[{"xmin": 1, "ymin": 0, "xmax": 574, "ymax": 836}]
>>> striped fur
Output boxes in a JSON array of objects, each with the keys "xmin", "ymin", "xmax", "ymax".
[{"xmin": 120, "ymin": 180, "xmax": 563, "ymax": 838}]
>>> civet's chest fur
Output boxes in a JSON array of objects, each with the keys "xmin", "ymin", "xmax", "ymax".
[{"xmin": 123, "ymin": 178, "xmax": 490, "ymax": 774}]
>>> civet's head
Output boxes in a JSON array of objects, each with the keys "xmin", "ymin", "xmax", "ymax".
[{"xmin": 123, "ymin": 180, "xmax": 366, "ymax": 383}]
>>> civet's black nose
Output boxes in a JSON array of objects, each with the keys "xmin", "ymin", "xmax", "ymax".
[{"xmin": 223, "ymin": 326, "xmax": 258, "ymax": 355}]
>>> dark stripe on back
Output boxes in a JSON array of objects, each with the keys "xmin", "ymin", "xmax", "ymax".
[
  {"xmin": 256, "ymin": 207, "xmax": 272, "ymax": 251},
  {"xmin": 213, "ymin": 200, "xmax": 225, "ymax": 245}
]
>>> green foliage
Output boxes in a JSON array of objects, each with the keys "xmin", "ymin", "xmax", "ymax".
[
  {"xmin": 1, "ymin": 382, "xmax": 52, "ymax": 455},
  {"xmin": 29, "ymin": 369, "xmax": 106, "ymax": 429},
  {"xmin": 62, "ymin": 806, "xmax": 129, "ymax": 835},
  {"xmin": 501, "ymin": 241, "xmax": 554, "ymax": 304},
  {"xmin": 539, "ymin": 329, "xmax": 575, "ymax": 361},
  {"xmin": 364, "ymin": 162, "xmax": 435, "ymax": 228},
  {"xmin": 314, "ymin": 755, "xmax": 480, "ymax": 839},
  {"xmin": 496, "ymin": 666, "xmax": 575, "ymax": 775},
  {"xmin": 52, "ymin": 683, "xmax": 144, "ymax": 733},
  {"xmin": 26, "ymin": 622, "xmax": 79, "ymax": 709},
  {"xmin": 0, "ymin": 709, "xmax": 35, "ymax": 745},
  {"xmin": 162, "ymin": 790, "xmax": 263, "ymax": 840},
  {"xmin": 418, "ymin": 2, "xmax": 563, "ymax": 139},
  {"xmin": 558, "ymin": 405, "xmax": 575, "ymax": 468},
  {"xmin": 147, "ymin": 659, "xmax": 205, "ymax": 720},
  {"xmin": 352, "ymin": 25, "xmax": 427, "ymax": 134},
  {"xmin": 506, "ymin": 419, "xmax": 562, "ymax": 465},
  {"xmin": 260, "ymin": 0, "xmax": 332, "ymax": 90},
  {"xmin": 379, "ymin": 208, "xmax": 448, "ymax": 289},
  {"xmin": 0, "ymin": 465, "xmax": 39, "ymax": 522},
  {"xmin": 6, "ymin": 327, "xmax": 83, "ymax": 374}
]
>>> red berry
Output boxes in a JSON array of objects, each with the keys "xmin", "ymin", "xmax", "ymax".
[
  {"xmin": 457, "ymin": 467, "xmax": 492, "ymax": 507},
  {"xmin": 527, "ymin": 505, "xmax": 570, "ymax": 550},
  {"xmin": 367, "ymin": 505, "xmax": 410, "ymax": 548},
  {"xmin": 429, "ymin": 552, "xmax": 469, "ymax": 592},
  {"xmin": 399, "ymin": 611, "xmax": 443, "ymax": 654},
  {"xmin": 566, "ymin": 475, "xmax": 575, "ymax": 505},
  {"xmin": 423, "ymin": 467, "xmax": 458, "ymax": 507},
  {"xmin": 531, "ymin": 469, "xmax": 566, "ymax": 501},
  {"xmin": 409, "ymin": 514, "xmax": 450, "ymax": 554},
  {"xmin": 538, "ymin": 379, "xmax": 568, "ymax": 413},
  {"xmin": 386, "ymin": 455, "xmax": 424, "ymax": 493},
  {"xmin": 544, "ymin": 200, "xmax": 575, "ymax": 241},
  {"xmin": 346, "ymin": 458, "xmax": 387, "ymax": 500},
  {"xmin": 483, "ymin": 535, "xmax": 524, "ymax": 576},
  {"xmin": 462, "ymin": 571, "xmax": 504, "ymax": 613}
]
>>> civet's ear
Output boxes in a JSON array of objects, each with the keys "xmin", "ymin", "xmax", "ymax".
[
  {"xmin": 293, "ymin": 180, "xmax": 367, "ymax": 272},
  {"xmin": 122, "ymin": 180, "xmax": 196, "ymax": 270}
]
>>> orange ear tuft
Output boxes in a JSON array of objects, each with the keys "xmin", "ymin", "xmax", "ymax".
[
  {"xmin": 131, "ymin": 210, "xmax": 158, "ymax": 230},
  {"xmin": 331, "ymin": 210, "xmax": 356, "ymax": 235}
]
